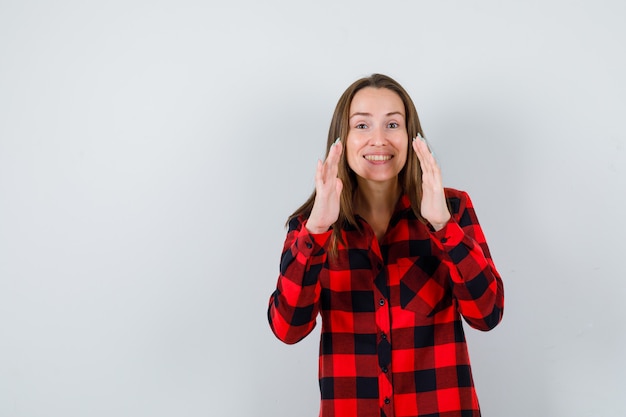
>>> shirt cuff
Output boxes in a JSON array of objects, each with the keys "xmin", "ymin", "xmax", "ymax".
[
  {"xmin": 296, "ymin": 220, "xmax": 333, "ymax": 255},
  {"xmin": 430, "ymin": 217, "xmax": 464, "ymax": 250}
]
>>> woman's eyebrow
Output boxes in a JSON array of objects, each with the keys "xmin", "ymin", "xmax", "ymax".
[
  {"xmin": 349, "ymin": 112, "xmax": 372, "ymax": 119},
  {"xmin": 349, "ymin": 111, "xmax": 405, "ymax": 119}
]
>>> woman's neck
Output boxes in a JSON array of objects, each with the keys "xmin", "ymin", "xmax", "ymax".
[{"xmin": 354, "ymin": 179, "xmax": 401, "ymax": 239}]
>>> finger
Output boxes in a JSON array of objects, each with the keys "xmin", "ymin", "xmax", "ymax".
[
  {"xmin": 413, "ymin": 138, "xmax": 433, "ymax": 175},
  {"xmin": 335, "ymin": 177, "xmax": 343, "ymax": 197},
  {"xmin": 412, "ymin": 136, "xmax": 429, "ymax": 161},
  {"xmin": 329, "ymin": 140, "xmax": 342, "ymax": 177},
  {"xmin": 323, "ymin": 139, "xmax": 342, "ymax": 182},
  {"xmin": 415, "ymin": 137, "xmax": 439, "ymax": 170},
  {"xmin": 315, "ymin": 158, "xmax": 324, "ymax": 188},
  {"xmin": 413, "ymin": 137, "xmax": 443, "ymax": 187}
]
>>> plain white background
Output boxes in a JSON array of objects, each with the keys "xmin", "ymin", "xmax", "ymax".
[{"xmin": 1, "ymin": 1, "xmax": 625, "ymax": 416}]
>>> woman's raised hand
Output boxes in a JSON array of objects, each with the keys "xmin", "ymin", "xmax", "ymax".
[
  {"xmin": 412, "ymin": 135, "xmax": 451, "ymax": 231},
  {"xmin": 306, "ymin": 138, "xmax": 344, "ymax": 234}
]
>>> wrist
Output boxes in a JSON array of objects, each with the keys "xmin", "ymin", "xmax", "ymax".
[
  {"xmin": 305, "ymin": 220, "xmax": 330, "ymax": 235},
  {"xmin": 430, "ymin": 215, "xmax": 451, "ymax": 232},
  {"xmin": 431, "ymin": 223, "xmax": 446, "ymax": 232}
]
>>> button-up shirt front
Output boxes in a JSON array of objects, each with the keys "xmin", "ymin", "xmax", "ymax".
[{"xmin": 268, "ymin": 189, "xmax": 504, "ymax": 417}]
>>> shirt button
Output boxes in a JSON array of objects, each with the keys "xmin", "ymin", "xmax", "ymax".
[
  {"xmin": 441, "ymin": 237, "xmax": 448, "ymax": 243},
  {"xmin": 382, "ymin": 367, "xmax": 388, "ymax": 373},
  {"xmin": 381, "ymin": 332, "xmax": 387, "ymax": 340},
  {"xmin": 384, "ymin": 397, "xmax": 390, "ymax": 405},
  {"xmin": 379, "ymin": 299, "xmax": 385, "ymax": 306},
  {"xmin": 305, "ymin": 241, "xmax": 313, "ymax": 249}
]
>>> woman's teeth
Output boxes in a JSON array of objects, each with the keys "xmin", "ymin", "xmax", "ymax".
[{"xmin": 364, "ymin": 155, "xmax": 392, "ymax": 161}]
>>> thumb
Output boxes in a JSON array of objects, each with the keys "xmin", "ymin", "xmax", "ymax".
[{"xmin": 335, "ymin": 178, "xmax": 343, "ymax": 196}]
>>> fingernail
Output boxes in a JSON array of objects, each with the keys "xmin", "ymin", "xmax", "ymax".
[
  {"xmin": 417, "ymin": 133, "xmax": 425, "ymax": 141},
  {"xmin": 335, "ymin": 137, "xmax": 341, "ymax": 144},
  {"xmin": 412, "ymin": 137, "xmax": 416, "ymax": 142}
]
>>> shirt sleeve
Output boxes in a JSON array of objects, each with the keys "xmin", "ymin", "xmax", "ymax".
[
  {"xmin": 429, "ymin": 189, "xmax": 504, "ymax": 331},
  {"xmin": 268, "ymin": 216, "xmax": 332, "ymax": 344}
]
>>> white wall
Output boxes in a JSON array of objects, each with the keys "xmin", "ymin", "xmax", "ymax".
[{"xmin": 1, "ymin": 1, "xmax": 624, "ymax": 416}]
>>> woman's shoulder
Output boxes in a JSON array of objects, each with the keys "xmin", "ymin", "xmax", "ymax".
[
  {"xmin": 443, "ymin": 187, "xmax": 474, "ymax": 216},
  {"xmin": 443, "ymin": 187, "xmax": 470, "ymax": 201},
  {"xmin": 287, "ymin": 214, "xmax": 307, "ymax": 232}
]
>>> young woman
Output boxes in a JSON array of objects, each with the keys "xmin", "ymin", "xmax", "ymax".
[{"xmin": 268, "ymin": 74, "xmax": 504, "ymax": 417}]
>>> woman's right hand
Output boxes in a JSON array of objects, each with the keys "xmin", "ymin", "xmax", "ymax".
[{"xmin": 306, "ymin": 138, "xmax": 343, "ymax": 234}]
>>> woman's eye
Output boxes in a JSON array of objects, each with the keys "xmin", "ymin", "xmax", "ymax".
[
  {"xmin": 355, "ymin": 123, "xmax": 368, "ymax": 129},
  {"xmin": 388, "ymin": 122, "xmax": 399, "ymax": 128}
]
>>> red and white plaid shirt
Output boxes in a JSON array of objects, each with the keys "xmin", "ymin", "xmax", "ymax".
[{"xmin": 268, "ymin": 188, "xmax": 504, "ymax": 417}]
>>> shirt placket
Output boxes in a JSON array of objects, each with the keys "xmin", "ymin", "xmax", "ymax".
[{"xmin": 370, "ymin": 239, "xmax": 393, "ymax": 416}]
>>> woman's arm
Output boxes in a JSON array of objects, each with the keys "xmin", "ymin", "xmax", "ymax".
[
  {"xmin": 268, "ymin": 217, "xmax": 331, "ymax": 344},
  {"xmin": 413, "ymin": 136, "xmax": 503, "ymax": 330},
  {"xmin": 269, "ymin": 139, "xmax": 343, "ymax": 343},
  {"xmin": 432, "ymin": 189, "xmax": 504, "ymax": 331}
]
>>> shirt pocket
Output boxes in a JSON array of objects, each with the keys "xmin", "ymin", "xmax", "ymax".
[{"xmin": 397, "ymin": 256, "xmax": 450, "ymax": 317}]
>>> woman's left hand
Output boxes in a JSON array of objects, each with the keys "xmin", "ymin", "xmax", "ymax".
[{"xmin": 412, "ymin": 135, "xmax": 451, "ymax": 231}]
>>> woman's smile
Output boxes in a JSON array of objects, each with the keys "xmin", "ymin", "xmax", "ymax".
[{"xmin": 364, "ymin": 153, "xmax": 393, "ymax": 162}]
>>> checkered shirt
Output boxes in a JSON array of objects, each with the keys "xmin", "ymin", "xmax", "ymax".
[{"xmin": 268, "ymin": 188, "xmax": 504, "ymax": 417}]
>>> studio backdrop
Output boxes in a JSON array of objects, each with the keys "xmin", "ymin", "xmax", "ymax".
[{"xmin": 0, "ymin": 1, "xmax": 624, "ymax": 416}]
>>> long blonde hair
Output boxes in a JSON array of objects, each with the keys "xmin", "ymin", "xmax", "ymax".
[{"xmin": 288, "ymin": 74, "xmax": 426, "ymax": 253}]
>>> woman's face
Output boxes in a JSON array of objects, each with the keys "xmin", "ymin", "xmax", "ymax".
[{"xmin": 345, "ymin": 87, "xmax": 408, "ymax": 185}]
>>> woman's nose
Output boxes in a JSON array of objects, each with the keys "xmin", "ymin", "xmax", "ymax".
[{"xmin": 370, "ymin": 127, "xmax": 387, "ymax": 146}]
